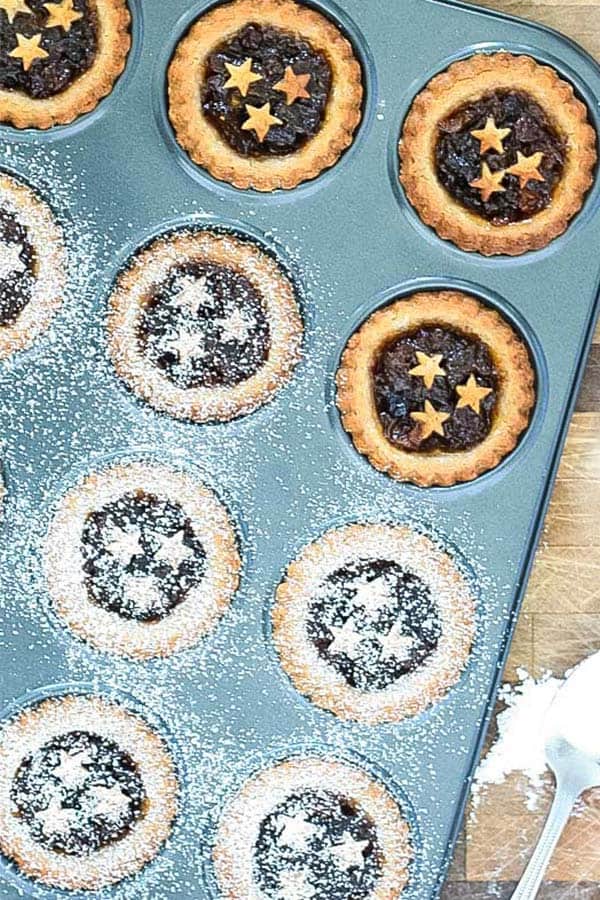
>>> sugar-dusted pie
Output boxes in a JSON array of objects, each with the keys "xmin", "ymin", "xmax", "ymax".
[
  {"xmin": 168, "ymin": 0, "xmax": 363, "ymax": 191},
  {"xmin": 214, "ymin": 756, "xmax": 413, "ymax": 898},
  {"xmin": 337, "ymin": 290, "xmax": 536, "ymax": 486},
  {"xmin": 0, "ymin": 693, "xmax": 178, "ymax": 890},
  {"xmin": 0, "ymin": 171, "xmax": 66, "ymax": 358},
  {"xmin": 272, "ymin": 523, "xmax": 476, "ymax": 723},
  {"xmin": 400, "ymin": 52, "xmax": 597, "ymax": 255},
  {"xmin": 43, "ymin": 460, "xmax": 241, "ymax": 659},
  {"xmin": 107, "ymin": 229, "xmax": 303, "ymax": 423},
  {"xmin": 0, "ymin": 0, "xmax": 131, "ymax": 129}
]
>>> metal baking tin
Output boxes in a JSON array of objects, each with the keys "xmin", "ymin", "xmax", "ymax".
[{"xmin": 0, "ymin": 0, "xmax": 599, "ymax": 898}]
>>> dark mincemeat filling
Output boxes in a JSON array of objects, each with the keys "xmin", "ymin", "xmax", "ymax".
[
  {"xmin": 139, "ymin": 261, "xmax": 271, "ymax": 390},
  {"xmin": 0, "ymin": 0, "xmax": 97, "ymax": 99},
  {"xmin": 307, "ymin": 559, "xmax": 441, "ymax": 691},
  {"xmin": 374, "ymin": 326, "xmax": 498, "ymax": 453},
  {"xmin": 202, "ymin": 23, "xmax": 332, "ymax": 157},
  {"xmin": 254, "ymin": 788, "xmax": 382, "ymax": 899},
  {"xmin": 81, "ymin": 490, "xmax": 207, "ymax": 623},
  {"xmin": 11, "ymin": 730, "xmax": 145, "ymax": 855},
  {"xmin": 436, "ymin": 90, "xmax": 566, "ymax": 224},
  {"xmin": 0, "ymin": 207, "xmax": 35, "ymax": 325}
]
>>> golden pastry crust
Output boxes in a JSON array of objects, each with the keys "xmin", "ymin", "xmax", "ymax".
[
  {"xmin": 272, "ymin": 523, "xmax": 476, "ymax": 724},
  {"xmin": 399, "ymin": 53, "xmax": 597, "ymax": 256},
  {"xmin": 0, "ymin": 0, "xmax": 131, "ymax": 129},
  {"xmin": 337, "ymin": 291, "xmax": 536, "ymax": 487},
  {"xmin": 0, "ymin": 694, "xmax": 178, "ymax": 891},
  {"xmin": 0, "ymin": 172, "xmax": 66, "ymax": 359},
  {"xmin": 107, "ymin": 229, "xmax": 303, "ymax": 423},
  {"xmin": 43, "ymin": 460, "xmax": 241, "ymax": 659},
  {"xmin": 167, "ymin": 0, "xmax": 363, "ymax": 191},
  {"xmin": 214, "ymin": 756, "xmax": 413, "ymax": 898}
]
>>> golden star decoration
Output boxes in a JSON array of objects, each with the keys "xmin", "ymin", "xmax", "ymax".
[
  {"xmin": 408, "ymin": 351, "xmax": 446, "ymax": 390},
  {"xmin": 0, "ymin": 0, "xmax": 32, "ymax": 22},
  {"xmin": 274, "ymin": 65, "xmax": 311, "ymax": 105},
  {"xmin": 9, "ymin": 33, "xmax": 48, "ymax": 71},
  {"xmin": 470, "ymin": 117, "xmax": 511, "ymax": 154},
  {"xmin": 469, "ymin": 162, "xmax": 506, "ymax": 202},
  {"xmin": 506, "ymin": 151, "xmax": 545, "ymax": 189},
  {"xmin": 44, "ymin": 0, "xmax": 82, "ymax": 31},
  {"xmin": 455, "ymin": 374, "xmax": 493, "ymax": 415},
  {"xmin": 410, "ymin": 400, "xmax": 450, "ymax": 440},
  {"xmin": 242, "ymin": 102, "xmax": 282, "ymax": 142},
  {"xmin": 223, "ymin": 58, "xmax": 263, "ymax": 97}
]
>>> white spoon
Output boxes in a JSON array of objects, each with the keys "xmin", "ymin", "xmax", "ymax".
[{"xmin": 512, "ymin": 650, "xmax": 600, "ymax": 900}]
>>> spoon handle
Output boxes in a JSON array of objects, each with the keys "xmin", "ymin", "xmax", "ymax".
[{"xmin": 511, "ymin": 783, "xmax": 579, "ymax": 900}]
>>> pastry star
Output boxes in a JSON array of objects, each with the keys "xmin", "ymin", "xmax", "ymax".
[
  {"xmin": 274, "ymin": 66, "xmax": 311, "ymax": 105},
  {"xmin": 36, "ymin": 799, "xmax": 75, "ymax": 836},
  {"xmin": 9, "ymin": 33, "xmax": 49, "ymax": 71},
  {"xmin": 277, "ymin": 813, "xmax": 319, "ymax": 849},
  {"xmin": 410, "ymin": 400, "xmax": 450, "ymax": 439},
  {"xmin": 0, "ymin": 240, "xmax": 25, "ymax": 281},
  {"xmin": 89, "ymin": 784, "xmax": 130, "ymax": 821},
  {"xmin": 162, "ymin": 328, "xmax": 206, "ymax": 365},
  {"xmin": 409, "ymin": 351, "xmax": 446, "ymax": 389},
  {"xmin": 242, "ymin": 102, "xmax": 282, "ymax": 142},
  {"xmin": 54, "ymin": 748, "xmax": 92, "ymax": 788},
  {"xmin": 506, "ymin": 150, "xmax": 545, "ymax": 189},
  {"xmin": 154, "ymin": 529, "xmax": 193, "ymax": 570},
  {"xmin": 217, "ymin": 308, "xmax": 253, "ymax": 343},
  {"xmin": 379, "ymin": 624, "xmax": 415, "ymax": 661},
  {"xmin": 277, "ymin": 870, "xmax": 314, "ymax": 900},
  {"xmin": 470, "ymin": 116, "xmax": 511, "ymax": 154},
  {"xmin": 105, "ymin": 526, "xmax": 143, "ymax": 567},
  {"xmin": 122, "ymin": 572, "xmax": 163, "ymax": 615},
  {"xmin": 352, "ymin": 575, "xmax": 394, "ymax": 614},
  {"xmin": 330, "ymin": 833, "xmax": 370, "ymax": 870},
  {"xmin": 455, "ymin": 373, "xmax": 493, "ymax": 415},
  {"xmin": 224, "ymin": 57, "xmax": 263, "ymax": 97},
  {"xmin": 44, "ymin": 0, "xmax": 82, "ymax": 31},
  {"xmin": 469, "ymin": 162, "xmax": 506, "ymax": 202},
  {"xmin": 328, "ymin": 618, "xmax": 364, "ymax": 658},
  {"xmin": 0, "ymin": 0, "xmax": 32, "ymax": 23},
  {"xmin": 172, "ymin": 275, "xmax": 215, "ymax": 315}
]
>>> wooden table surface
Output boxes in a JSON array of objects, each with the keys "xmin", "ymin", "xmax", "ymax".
[{"xmin": 441, "ymin": 1, "xmax": 600, "ymax": 895}]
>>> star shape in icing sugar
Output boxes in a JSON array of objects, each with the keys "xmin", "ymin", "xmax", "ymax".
[
  {"xmin": 9, "ymin": 33, "xmax": 49, "ymax": 71},
  {"xmin": 172, "ymin": 275, "xmax": 216, "ymax": 315},
  {"xmin": 469, "ymin": 162, "xmax": 506, "ymax": 203},
  {"xmin": 277, "ymin": 812, "xmax": 319, "ymax": 850},
  {"xmin": 330, "ymin": 833, "xmax": 370, "ymax": 871},
  {"xmin": 54, "ymin": 748, "xmax": 93, "ymax": 788},
  {"xmin": 88, "ymin": 784, "xmax": 130, "ymax": 821},
  {"xmin": 162, "ymin": 328, "xmax": 206, "ymax": 366},
  {"xmin": 506, "ymin": 150, "xmax": 545, "ymax": 189},
  {"xmin": 470, "ymin": 116, "xmax": 511, "ymax": 154},
  {"xmin": 154, "ymin": 529, "xmax": 193, "ymax": 570},
  {"xmin": 455, "ymin": 374, "xmax": 492, "ymax": 416},
  {"xmin": 224, "ymin": 57, "xmax": 263, "ymax": 97},
  {"xmin": 274, "ymin": 66, "xmax": 311, "ymax": 105},
  {"xmin": 0, "ymin": 0, "xmax": 32, "ymax": 24},
  {"xmin": 409, "ymin": 351, "xmax": 446, "ymax": 390},
  {"xmin": 410, "ymin": 400, "xmax": 449, "ymax": 439},
  {"xmin": 352, "ymin": 575, "xmax": 395, "ymax": 615},
  {"xmin": 277, "ymin": 869, "xmax": 314, "ymax": 900},
  {"xmin": 44, "ymin": 0, "xmax": 82, "ymax": 31},
  {"xmin": 242, "ymin": 102, "xmax": 282, "ymax": 142},
  {"xmin": 122, "ymin": 572, "xmax": 163, "ymax": 616},
  {"xmin": 379, "ymin": 623, "xmax": 415, "ymax": 662},
  {"xmin": 105, "ymin": 525, "xmax": 143, "ymax": 567},
  {"xmin": 328, "ymin": 618, "xmax": 364, "ymax": 659},
  {"xmin": 36, "ymin": 798, "xmax": 76, "ymax": 837},
  {"xmin": 217, "ymin": 308, "xmax": 253, "ymax": 344},
  {"xmin": 0, "ymin": 240, "xmax": 25, "ymax": 281}
]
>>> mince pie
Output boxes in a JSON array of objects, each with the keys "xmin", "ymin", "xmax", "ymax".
[
  {"xmin": 214, "ymin": 756, "xmax": 412, "ymax": 899},
  {"xmin": 108, "ymin": 229, "xmax": 303, "ymax": 423},
  {"xmin": 400, "ymin": 52, "xmax": 597, "ymax": 255},
  {"xmin": 0, "ymin": 171, "xmax": 65, "ymax": 358},
  {"xmin": 0, "ymin": 0, "xmax": 131, "ymax": 128},
  {"xmin": 43, "ymin": 460, "xmax": 241, "ymax": 659},
  {"xmin": 273, "ymin": 523, "xmax": 476, "ymax": 724},
  {"xmin": 0, "ymin": 693, "xmax": 178, "ymax": 890},
  {"xmin": 168, "ymin": 0, "xmax": 363, "ymax": 191},
  {"xmin": 337, "ymin": 290, "xmax": 536, "ymax": 486}
]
